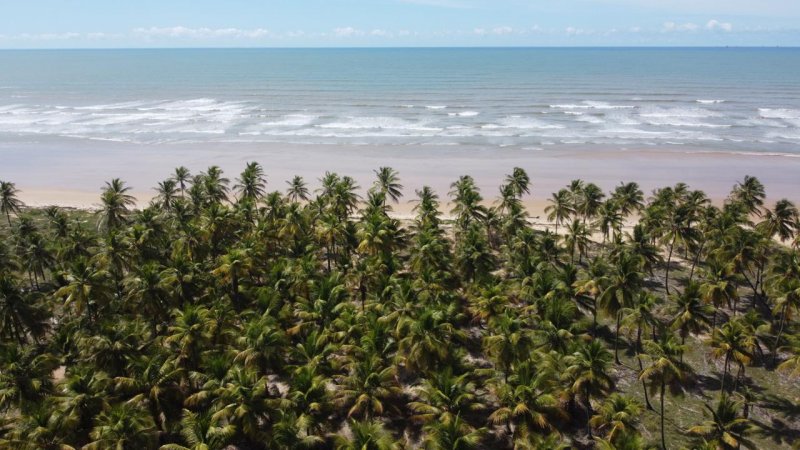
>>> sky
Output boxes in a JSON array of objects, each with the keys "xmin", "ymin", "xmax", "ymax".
[{"xmin": 1, "ymin": 0, "xmax": 799, "ymax": 48}]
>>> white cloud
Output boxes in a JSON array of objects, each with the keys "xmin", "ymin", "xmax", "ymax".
[
  {"xmin": 473, "ymin": 28, "xmax": 487, "ymax": 36},
  {"xmin": 492, "ymin": 26, "xmax": 513, "ymax": 35},
  {"xmin": 706, "ymin": 19, "xmax": 733, "ymax": 31},
  {"xmin": 1, "ymin": 32, "xmax": 82, "ymax": 41},
  {"xmin": 662, "ymin": 21, "xmax": 699, "ymax": 32},
  {"xmin": 333, "ymin": 27, "xmax": 364, "ymax": 37},
  {"xmin": 132, "ymin": 26, "xmax": 271, "ymax": 39},
  {"xmin": 370, "ymin": 29, "xmax": 392, "ymax": 37}
]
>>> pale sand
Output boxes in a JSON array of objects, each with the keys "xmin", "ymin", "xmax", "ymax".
[{"xmin": 3, "ymin": 139, "xmax": 798, "ymax": 212}]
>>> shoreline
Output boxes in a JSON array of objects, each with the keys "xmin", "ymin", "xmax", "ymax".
[{"xmin": 4, "ymin": 139, "xmax": 800, "ymax": 210}]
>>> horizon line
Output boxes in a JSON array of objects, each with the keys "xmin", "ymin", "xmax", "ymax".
[{"xmin": 1, "ymin": 44, "xmax": 799, "ymax": 51}]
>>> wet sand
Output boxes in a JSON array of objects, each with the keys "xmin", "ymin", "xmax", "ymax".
[{"xmin": 3, "ymin": 138, "xmax": 799, "ymax": 211}]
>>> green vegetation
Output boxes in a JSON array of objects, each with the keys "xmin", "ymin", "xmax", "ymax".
[{"xmin": 0, "ymin": 165, "xmax": 798, "ymax": 449}]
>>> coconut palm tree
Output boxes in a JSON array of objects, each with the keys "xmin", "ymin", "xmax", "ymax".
[
  {"xmin": 589, "ymin": 394, "xmax": 643, "ymax": 443},
  {"xmin": 600, "ymin": 252, "xmax": 644, "ymax": 364},
  {"xmin": 545, "ymin": 189, "xmax": 574, "ymax": 235},
  {"xmin": 97, "ymin": 178, "xmax": 136, "ymax": 233},
  {"xmin": 566, "ymin": 340, "xmax": 614, "ymax": 433},
  {"xmin": 0, "ymin": 180, "xmax": 24, "ymax": 226},
  {"xmin": 0, "ymin": 275, "xmax": 48, "ymax": 343},
  {"xmin": 757, "ymin": 199, "xmax": 797, "ymax": 242},
  {"xmin": 730, "ymin": 175, "xmax": 765, "ymax": 218},
  {"xmin": 564, "ymin": 219, "xmax": 591, "ymax": 264},
  {"xmin": 234, "ymin": 161, "xmax": 267, "ymax": 203},
  {"xmin": 84, "ymin": 403, "xmax": 157, "ymax": 450},
  {"xmin": 505, "ymin": 167, "xmax": 531, "ymax": 198},
  {"xmin": 335, "ymin": 355, "xmax": 402, "ymax": 420},
  {"xmin": 160, "ymin": 409, "xmax": 235, "ymax": 450},
  {"xmin": 373, "ymin": 166, "xmax": 403, "ymax": 204},
  {"xmin": 639, "ymin": 334, "xmax": 692, "ymax": 450},
  {"xmin": 0, "ymin": 344, "xmax": 58, "ymax": 414},
  {"xmin": 172, "ymin": 166, "xmax": 192, "ymax": 198},
  {"xmin": 687, "ymin": 396, "xmax": 758, "ymax": 450},
  {"xmin": 710, "ymin": 320, "xmax": 754, "ymax": 394},
  {"xmin": 768, "ymin": 250, "xmax": 800, "ymax": 363},
  {"xmin": 422, "ymin": 414, "xmax": 486, "ymax": 450},
  {"xmin": 670, "ymin": 281, "xmax": 713, "ymax": 361},
  {"xmin": 611, "ymin": 182, "xmax": 645, "ymax": 217},
  {"xmin": 286, "ymin": 175, "xmax": 310, "ymax": 202},
  {"xmin": 155, "ymin": 179, "xmax": 179, "ymax": 212},
  {"xmin": 409, "ymin": 368, "xmax": 483, "ymax": 425},
  {"xmin": 335, "ymin": 419, "xmax": 399, "ymax": 450}
]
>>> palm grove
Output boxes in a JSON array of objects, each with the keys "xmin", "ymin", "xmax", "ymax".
[{"xmin": 0, "ymin": 165, "xmax": 798, "ymax": 449}]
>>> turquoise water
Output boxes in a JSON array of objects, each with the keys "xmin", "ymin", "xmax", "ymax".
[{"xmin": 0, "ymin": 48, "xmax": 799, "ymax": 153}]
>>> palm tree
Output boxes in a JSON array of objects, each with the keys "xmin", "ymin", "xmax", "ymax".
[
  {"xmin": 687, "ymin": 396, "xmax": 757, "ymax": 450},
  {"xmin": 622, "ymin": 291, "xmax": 660, "ymax": 410},
  {"xmin": 564, "ymin": 219, "xmax": 591, "ymax": 264},
  {"xmin": 397, "ymin": 308, "xmax": 465, "ymax": 374},
  {"xmin": 600, "ymin": 252, "xmax": 643, "ymax": 364},
  {"xmin": 286, "ymin": 175, "xmax": 310, "ymax": 202},
  {"xmin": 611, "ymin": 182, "xmax": 645, "ymax": 217},
  {"xmin": 409, "ymin": 368, "xmax": 483, "ymax": 425},
  {"xmin": 55, "ymin": 259, "xmax": 111, "ymax": 324},
  {"xmin": 589, "ymin": 394, "xmax": 643, "ymax": 443},
  {"xmin": 84, "ymin": 403, "xmax": 157, "ymax": 450},
  {"xmin": 566, "ymin": 340, "xmax": 614, "ymax": 433},
  {"xmin": 212, "ymin": 247, "xmax": 253, "ymax": 306},
  {"xmin": 155, "ymin": 179, "xmax": 179, "ymax": 212},
  {"xmin": 776, "ymin": 336, "xmax": 800, "ymax": 377},
  {"xmin": 660, "ymin": 204, "xmax": 698, "ymax": 296},
  {"xmin": 422, "ymin": 414, "xmax": 486, "ymax": 450},
  {"xmin": 201, "ymin": 166, "xmax": 230, "ymax": 205},
  {"xmin": 505, "ymin": 167, "xmax": 531, "ymax": 198},
  {"xmin": 595, "ymin": 200, "xmax": 624, "ymax": 243},
  {"xmin": 0, "ymin": 180, "xmax": 24, "ymax": 226},
  {"xmin": 373, "ymin": 166, "xmax": 403, "ymax": 204},
  {"xmin": 639, "ymin": 334, "xmax": 692, "ymax": 450},
  {"xmin": 0, "ymin": 344, "xmax": 58, "ymax": 413},
  {"xmin": 544, "ymin": 189, "xmax": 574, "ymax": 235},
  {"xmin": 335, "ymin": 419, "xmax": 399, "ymax": 450},
  {"xmin": 577, "ymin": 182, "xmax": 605, "ymax": 225},
  {"xmin": 757, "ymin": 199, "xmax": 797, "ymax": 242},
  {"xmin": 489, "ymin": 361, "xmax": 564, "ymax": 441},
  {"xmin": 670, "ymin": 281, "xmax": 713, "ymax": 361},
  {"xmin": 0, "ymin": 275, "xmax": 48, "ymax": 343},
  {"xmin": 730, "ymin": 175, "xmax": 765, "ymax": 217},
  {"xmin": 234, "ymin": 161, "xmax": 267, "ymax": 203},
  {"xmin": 58, "ymin": 366, "xmax": 110, "ymax": 442},
  {"xmin": 769, "ymin": 251, "xmax": 800, "ymax": 363},
  {"xmin": 160, "ymin": 409, "xmax": 235, "ymax": 450},
  {"xmin": 97, "ymin": 178, "xmax": 136, "ymax": 232},
  {"xmin": 172, "ymin": 166, "xmax": 192, "ymax": 198},
  {"xmin": 710, "ymin": 320, "xmax": 754, "ymax": 393},
  {"xmin": 335, "ymin": 355, "xmax": 402, "ymax": 420}
]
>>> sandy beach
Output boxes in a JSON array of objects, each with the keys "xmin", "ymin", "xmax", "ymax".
[{"xmin": 4, "ymin": 138, "xmax": 798, "ymax": 212}]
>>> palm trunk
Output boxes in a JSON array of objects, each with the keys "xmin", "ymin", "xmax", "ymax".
[
  {"xmin": 721, "ymin": 352, "xmax": 730, "ymax": 393},
  {"xmin": 689, "ymin": 239, "xmax": 706, "ymax": 282},
  {"xmin": 660, "ymin": 378, "xmax": 667, "ymax": 450},
  {"xmin": 665, "ymin": 236, "xmax": 676, "ymax": 296},
  {"xmin": 614, "ymin": 311, "xmax": 622, "ymax": 364},
  {"xmin": 637, "ymin": 331, "xmax": 654, "ymax": 410},
  {"xmin": 772, "ymin": 304, "xmax": 788, "ymax": 366}
]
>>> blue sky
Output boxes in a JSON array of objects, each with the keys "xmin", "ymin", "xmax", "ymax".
[{"xmin": 1, "ymin": 0, "xmax": 799, "ymax": 48}]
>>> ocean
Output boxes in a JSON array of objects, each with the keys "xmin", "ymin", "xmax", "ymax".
[{"xmin": 0, "ymin": 47, "xmax": 799, "ymax": 155}]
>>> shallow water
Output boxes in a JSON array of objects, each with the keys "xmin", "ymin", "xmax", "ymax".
[{"xmin": 1, "ymin": 48, "xmax": 799, "ymax": 154}]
